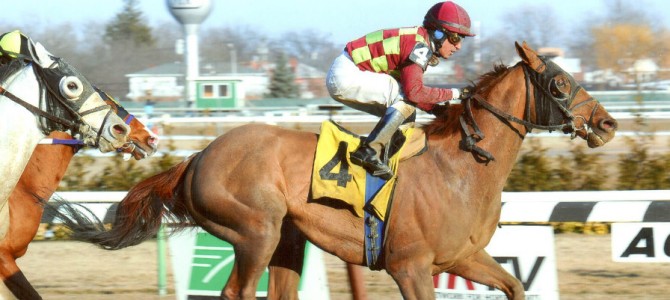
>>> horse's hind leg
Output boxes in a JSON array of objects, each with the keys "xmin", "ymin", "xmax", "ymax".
[
  {"xmin": 217, "ymin": 229, "xmax": 281, "ymax": 300},
  {"xmin": 198, "ymin": 210, "xmax": 283, "ymax": 300},
  {"xmin": 218, "ymin": 226, "xmax": 282, "ymax": 300},
  {"xmin": 2, "ymin": 272, "xmax": 41, "ymax": 300},
  {"xmin": 449, "ymin": 249, "xmax": 524, "ymax": 300},
  {"xmin": 267, "ymin": 220, "xmax": 306, "ymax": 300}
]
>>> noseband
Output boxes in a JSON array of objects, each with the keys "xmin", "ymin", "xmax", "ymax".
[{"xmin": 459, "ymin": 57, "xmax": 600, "ymax": 162}]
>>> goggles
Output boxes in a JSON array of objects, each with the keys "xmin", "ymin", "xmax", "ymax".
[{"xmin": 433, "ymin": 30, "xmax": 464, "ymax": 46}]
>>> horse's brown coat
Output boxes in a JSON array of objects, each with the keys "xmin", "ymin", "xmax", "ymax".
[
  {"xmin": 0, "ymin": 105, "xmax": 157, "ymax": 300},
  {"xmin": 71, "ymin": 42, "xmax": 617, "ymax": 300}
]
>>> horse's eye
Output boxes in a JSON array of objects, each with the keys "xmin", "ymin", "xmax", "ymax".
[
  {"xmin": 549, "ymin": 74, "xmax": 570, "ymax": 99},
  {"xmin": 59, "ymin": 76, "xmax": 84, "ymax": 100}
]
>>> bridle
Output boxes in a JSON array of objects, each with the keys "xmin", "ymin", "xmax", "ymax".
[
  {"xmin": 459, "ymin": 56, "xmax": 601, "ymax": 162},
  {"xmin": 0, "ymin": 59, "xmax": 114, "ymax": 148},
  {"xmin": 95, "ymin": 87, "xmax": 138, "ymax": 154}
]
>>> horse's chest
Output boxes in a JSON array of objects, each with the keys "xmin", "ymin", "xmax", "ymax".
[{"xmin": 0, "ymin": 103, "xmax": 43, "ymax": 213}]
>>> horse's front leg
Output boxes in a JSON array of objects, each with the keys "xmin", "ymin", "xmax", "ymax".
[
  {"xmin": 449, "ymin": 249, "xmax": 524, "ymax": 300},
  {"xmin": 0, "ymin": 250, "xmax": 41, "ymax": 300},
  {"xmin": 386, "ymin": 255, "xmax": 437, "ymax": 299},
  {"xmin": 267, "ymin": 220, "xmax": 306, "ymax": 300}
]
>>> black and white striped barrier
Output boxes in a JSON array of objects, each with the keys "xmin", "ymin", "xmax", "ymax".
[
  {"xmin": 42, "ymin": 190, "xmax": 670, "ymax": 224},
  {"xmin": 499, "ymin": 190, "xmax": 670, "ymax": 222}
]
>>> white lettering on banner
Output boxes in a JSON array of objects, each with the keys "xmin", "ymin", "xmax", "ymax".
[
  {"xmin": 434, "ymin": 226, "xmax": 559, "ymax": 300},
  {"xmin": 612, "ymin": 223, "xmax": 670, "ymax": 263}
]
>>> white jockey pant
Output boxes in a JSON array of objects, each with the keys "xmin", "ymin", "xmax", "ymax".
[{"xmin": 326, "ymin": 51, "xmax": 406, "ymax": 117}]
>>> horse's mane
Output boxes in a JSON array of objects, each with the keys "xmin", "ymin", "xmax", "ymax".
[
  {"xmin": 0, "ymin": 58, "xmax": 77, "ymax": 134},
  {"xmin": 0, "ymin": 58, "xmax": 27, "ymax": 82},
  {"xmin": 423, "ymin": 63, "xmax": 512, "ymax": 137}
]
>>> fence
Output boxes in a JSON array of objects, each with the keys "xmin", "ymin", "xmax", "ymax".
[
  {"xmin": 44, "ymin": 190, "xmax": 670, "ymax": 225},
  {"xmin": 41, "ymin": 190, "xmax": 670, "ymax": 298}
]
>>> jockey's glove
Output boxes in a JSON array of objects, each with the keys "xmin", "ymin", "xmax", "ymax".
[{"xmin": 450, "ymin": 88, "xmax": 461, "ymax": 100}]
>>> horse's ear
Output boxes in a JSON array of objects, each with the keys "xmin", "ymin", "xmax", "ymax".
[
  {"xmin": 31, "ymin": 42, "xmax": 56, "ymax": 68},
  {"xmin": 515, "ymin": 41, "xmax": 543, "ymax": 71},
  {"xmin": 514, "ymin": 41, "xmax": 526, "ymax": 60}
]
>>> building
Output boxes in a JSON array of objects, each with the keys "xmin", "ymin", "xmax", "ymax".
[
  {"xmin": 126, "ymin": 61, "xmax": 267, "ymax": 105},
  {"xmin": 126, "ymin": 60, "xmax": 328, "ymax": 108}
]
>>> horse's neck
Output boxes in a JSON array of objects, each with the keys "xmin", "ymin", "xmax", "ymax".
[
  {"xmin": 429, "ymin": 67, "xmax": 529, "ymax": 193},
  {"xmin": 0, "ymin": 65, "xmax": 45, "ymax": 211}
]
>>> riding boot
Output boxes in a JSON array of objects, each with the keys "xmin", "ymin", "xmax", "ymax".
[{"xmin": 350, "ymin": 102, "xmax": 413, "ymax": 180}]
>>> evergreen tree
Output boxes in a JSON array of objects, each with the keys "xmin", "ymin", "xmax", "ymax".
[
  {"xmin": 88, "ymin": 154, "xmax": 148, "ymax": 191},
  {"xmin": 617, "ymin": 136, "xmax": 670, "ymax": 190},
  {"xmin": 60, "ymin": 155, "xmax": 94, "ymax": 191},
  {"xmin": 553, "ymin": 143, "xmax": 607, "ymax": 191},
  {"xmin": 505, "ymin": 140, "xmax": 556, "ymax": 191},
  {"xmin": 104, "ymin": 0, "xmax": 155, "ymax": 48},
  {"xmin": 267, "ymin": 53, "xmax": 299, "ymax": 98}
]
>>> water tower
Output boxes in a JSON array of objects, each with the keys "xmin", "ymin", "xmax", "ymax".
[{"xmin": 166, "ymin": 0, "xmax": 212, "ymax": 107}]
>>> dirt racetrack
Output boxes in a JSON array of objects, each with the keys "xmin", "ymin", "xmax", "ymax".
[{"xmin": 16, "ymin": 232, "xmax": 670, "ymax": 300}]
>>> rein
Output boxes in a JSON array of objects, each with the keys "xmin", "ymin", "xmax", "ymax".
[
  {"xmin": 0, "ymin": 85, "xmax": 78, "ymax": 131},
  {"xmin": 458, "ymin": 59, "xmax": 600, "ymax": 162}
]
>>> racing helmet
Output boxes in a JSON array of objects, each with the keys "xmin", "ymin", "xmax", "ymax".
[{"xmin": 423, "ymin": 1, "xmax": 475, "ymax": 37}]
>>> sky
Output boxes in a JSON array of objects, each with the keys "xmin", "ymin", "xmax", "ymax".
[{"xmin": 3, "ymin": 0, "xmax": 670, "ymax": 45}]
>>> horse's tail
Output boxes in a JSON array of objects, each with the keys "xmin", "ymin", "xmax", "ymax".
[{"xmin": 58, "ymin": 154, "xmax": 199, "ymax": 250}]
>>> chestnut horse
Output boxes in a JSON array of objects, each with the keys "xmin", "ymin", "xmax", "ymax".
[
  {"xmin": 0, "ymin": 97, "xmax": 158, "ymax": 300},
  {"xmin": 68, "ymin": 42, "xmax": 617, "ymax": 300}
]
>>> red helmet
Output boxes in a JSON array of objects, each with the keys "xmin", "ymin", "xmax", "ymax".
[{"xmin": 424, "ymin": 1, "xmax": 475, "ymax": 37}]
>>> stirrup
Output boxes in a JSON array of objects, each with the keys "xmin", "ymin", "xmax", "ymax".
[
  {"xmin": 350, "ymin": 146, "xmax": 392, "ymax": 180},
  {"xmin": 371, "ymin": 167, "xmax": 392, "ymax": 180}
]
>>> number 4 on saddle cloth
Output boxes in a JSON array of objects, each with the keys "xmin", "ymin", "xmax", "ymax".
[{"xmin": 310, "ymin": 120, "xmax": 427, "ymax": 268}]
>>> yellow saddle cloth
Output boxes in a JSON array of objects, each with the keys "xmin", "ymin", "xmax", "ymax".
[{"xmin": 310, "ymin": 120, "xmax": 426, "ymax": 220}]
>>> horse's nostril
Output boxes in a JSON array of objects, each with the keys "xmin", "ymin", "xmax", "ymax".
[
  {"xmin": 600, "ymin": 119, "xmax": 618, "ymax": 131},
  {"xmin": 148, "ymin": 136, "xmax": 158, "ymax": 146}
]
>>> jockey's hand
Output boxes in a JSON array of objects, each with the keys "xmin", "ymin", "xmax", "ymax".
[{"xmin": 429, "ymin": 104, "xmax": 449, "ymax": 116}]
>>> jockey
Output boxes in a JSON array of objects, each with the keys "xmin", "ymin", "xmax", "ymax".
[{"xmin": 326, "ymin": 1, "xmax": 475, "ymax": 180}]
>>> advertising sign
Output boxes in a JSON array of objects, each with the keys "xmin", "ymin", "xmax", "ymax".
[
  {"xmin": 168, "ymin": 228, "xmax": 329, "ymax": 300},
  {"xmin": 612, "ymin": 222, "xmax": 670, "ymax": 263}
]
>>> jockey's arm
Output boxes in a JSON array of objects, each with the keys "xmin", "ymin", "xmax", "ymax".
[{"xmin": 399, "ymin": 63, "xmax": 458, "ymax": 111}]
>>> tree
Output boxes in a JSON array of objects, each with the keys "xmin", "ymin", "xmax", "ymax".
[
  {"xmin": 569, "ymin": 0, "xmax": 664, "ymax": 73},
  {"xmin": 553, "ymin": 144, "xmax": 608, "ymax": 191},
  {"xmin": 93, "ymin": 1, "xmax": 180, "ymax": 99},
  {"xmin": 201, "ymin": 26, "xmax": 270, "ymax": 67},
  {"xmin": 591, "ymin": 24, "xmax": 655, "ymax": 73},
  {"xmin": 504, "ymin": 140, "xmax": 556, "ymax": 191},
  {"xmin": 279, "ymin": 29, "xmax": 342, "ymax": 72},
  {"xmin": 104, "ymin": 0, "xmax": 155, "ymax": 48},
  {"xmin": 476, "ymin": 4, "xmax": 563, "ymax": 75},
  {"xmin": 617, "ymin": 136, "xmax": 670, "ymax": 190},
  {"xmin": 498, "ymin": 4, "xmax": 563, "ymax": 49},
  {"xmin": 266, "ymin": 53, "xmax": 299, "ymax": 98}
]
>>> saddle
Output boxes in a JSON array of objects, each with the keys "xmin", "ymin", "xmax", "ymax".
[{"xmin": 310, "ymin": 120, "xmax": 427, "ymax": 268}]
